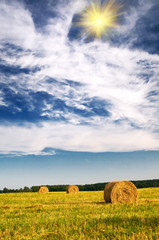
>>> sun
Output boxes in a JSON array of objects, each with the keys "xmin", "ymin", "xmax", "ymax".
[{"xmin": 75, "ymin": 0, "xmax": 122, "ymax": 38}]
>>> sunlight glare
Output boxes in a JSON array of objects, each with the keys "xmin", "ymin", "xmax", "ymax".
[{"xmin": 76, "ymin": 0, "xmax": 122, "ymax": 38}]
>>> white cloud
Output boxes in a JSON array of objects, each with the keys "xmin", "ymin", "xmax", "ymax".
[
  {"xmin": 0, "ymin": 0, "xmax": 159, "ymax": 153},
  {"xmin": 116, "ymin": 0, "xmax": 152, "ymax": 39},
  {"xmin": 0, "ymin": 149, "xmax": 56, "ymax": 157},
  {"xmin": 0, "ymin": 1, "xmax": 37, "ymax": 49},
  {"xmin": 0, "ymin": 122, "xmax": 159, "ymax": 154}
]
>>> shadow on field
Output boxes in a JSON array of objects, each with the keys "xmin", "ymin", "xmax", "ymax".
[
  {"xmin": 2, "ymin": 200, "xmax": 158, "ymax": 210},
  {"xmin": 140, "ymin": 199, "xmax": 159, "ymax": 203},
  {"xmin": 93, "ymin": 201, "xmax": 106, "ymax": 205},
  {"xmin": 0, "ymin": 202, "xmax": 106, "ymax": 209},
  {"xmin": 94, "ymin": 215, "xmax": 159, "ymax": 229},
  {"xmin": 42, "ymin": 201, "xmax": 106, "ymax": 206},
  {"xmin": 56, "ymin": 201, "xmax": 106, "ymax": 205}
]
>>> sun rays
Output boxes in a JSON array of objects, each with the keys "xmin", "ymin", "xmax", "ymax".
[{"xmin": 75, "ymin": 0, "xmax": 122, "ymax": 38}]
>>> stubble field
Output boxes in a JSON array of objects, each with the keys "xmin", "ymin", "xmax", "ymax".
[{"xmin": 0, "ymin": 188, "xmax": 159, "ymax": 240}]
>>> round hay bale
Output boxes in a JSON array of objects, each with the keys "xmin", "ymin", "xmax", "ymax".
[
  {"xmin": 38, "ymin": 186, "xmax": 49, "ymax": 193},
  {"xmin": 67, "ymin": 185, "xmax": 79, "ymax": 194},
  {"xmin": 104, "ymin": 181, "xmax": 119, "ymax": 203},
  {"xmin": 104, "ymin": 181, "xmax": 137, "ymax": 204}
]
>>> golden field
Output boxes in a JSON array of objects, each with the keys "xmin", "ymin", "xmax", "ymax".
[{"xmin": 0, "ymin": 188, "xmax": 159, "ymax": 240}]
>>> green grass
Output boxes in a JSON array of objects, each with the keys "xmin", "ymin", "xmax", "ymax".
[{"xmin": 0, "ymin": 188, "xmax": 159, "ymax": 240}]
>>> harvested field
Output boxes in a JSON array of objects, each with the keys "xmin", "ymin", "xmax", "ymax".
[{"xmin": 0, "ymin": 188, "xmax": 159, "ymax": 239}]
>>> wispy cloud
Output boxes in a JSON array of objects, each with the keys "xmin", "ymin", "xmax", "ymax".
[
  {"xmin": 0, "ymin": 149, "xmax": 56, "ymax": 158},
  {"xmin": 0, "ymin": 122, "xmax": 159, "ymax": 154},
  {"xmin": 0, "ymin": 0, "xmax": 159, "ymax": 154}
]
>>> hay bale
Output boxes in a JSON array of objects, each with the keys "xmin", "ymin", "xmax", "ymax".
[
  {"xmin": 104, "ymin": 181, "xmax": 137, "ymax": 204},
  {"xmin": 67, "ymin": 185, "xmax": 79, "ymax": 194},
  {"xmin": 38, "ymin": 186, "xmax": 49, "ymax": 193},
  {"xmin": 104, "ymin": 181, "xmax": 119, "ymax": 203}
]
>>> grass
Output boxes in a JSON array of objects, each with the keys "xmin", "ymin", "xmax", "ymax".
[{"xmin": 0, "ymin": 188, "xmax": 159, "ymax": 239}]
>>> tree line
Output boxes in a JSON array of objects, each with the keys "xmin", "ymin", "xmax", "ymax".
[{"xmin": 0, "ymin": 179, "xmax": 159, "ymax": 193}]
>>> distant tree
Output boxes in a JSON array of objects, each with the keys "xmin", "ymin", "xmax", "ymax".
[
  {"xmin": 31, "ymin": 186, "xmax": 40, "ymax": 192},
  {"xmin": 3, "ymin": 187, "xmax": 9, "ymax": 193},
  {"xmin": 1, "ymin": 179, "xmax": 159, "ymax": 194},
  {"xmin": 23, "ymin": 186, "xmax": 31, "ymax": 192}
]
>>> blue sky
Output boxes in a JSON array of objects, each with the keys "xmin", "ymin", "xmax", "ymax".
[{"xmin": 0, "ymin": 0, "xmax": 159, "ymax": 189}]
